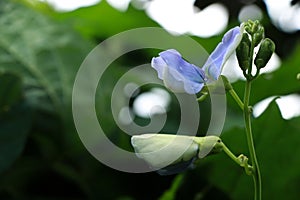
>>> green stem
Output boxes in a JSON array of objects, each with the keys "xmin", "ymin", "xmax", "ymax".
[
  {"xmin": 221, "ymin": 142, "xmax": 253, "ymax": 175},
  {"xmin": 244, "ymin": 81, "xmax": 262, "ymax": 200},
  {"xmin": 196, "ymin": 92, "xmax": 208, "ymax": 102},
  {"xmin": 220, "ymin": 142, "xmax": 241, "ymax": 166},
  {"xmin": 229, "ymin": 89, "xmax": 244, "ymax": 110}
]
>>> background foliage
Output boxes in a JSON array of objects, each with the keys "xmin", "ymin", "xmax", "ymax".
[{"xmin": 0, "ymin": 0, "xmax": 300, "ymax": 199}]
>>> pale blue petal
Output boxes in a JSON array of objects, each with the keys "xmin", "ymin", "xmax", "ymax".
[
  {"xmin": 163, "ymin": 66, "xmax": 186, "ymax": 93},
  {"xmin": 203, "ymin": 25, "xmax": 244, "ymax": 80},
  {"xmin": 151, "ymin": 49, "xmax": 206, "ymax": 94},
  {"xmin": 159, "ymin": 50, "xmax": 206, "ymax": 83},
  {"xmin": 163, "ymin": 66, "xmax": 204, "ymax": 94},
  {"xmin": 151, "ymin": 57, "xmax": 166, "ymax": 79}
]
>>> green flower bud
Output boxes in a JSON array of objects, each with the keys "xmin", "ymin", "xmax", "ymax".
[
  {"xmin": 244, "ymin": 20, "xmax": 264, "ymax": 41},
  {"xmin": 253, "ymin": 26, "xmax": 264, "ymax": 47},
  {"xmin": 251, "ymin": 20, "xmax": 260, "ymax": 33},
  {"xmin": 297, "ymin": 73, "xmax": 300, "ymax": 81},
  {"xmin": 254, "ymin": 38, "xmax": 275, "ymax": 69},
  {"xmin": 236, "ymin": 33, "xmax": 251, "ymax": 71},
  {"xmin": 244, "ymin": 20, "xmax": 253, "ymax": 34},
  {"xmin": 131, "ymin": 134, "xmax": 222, "ymax": 174}
]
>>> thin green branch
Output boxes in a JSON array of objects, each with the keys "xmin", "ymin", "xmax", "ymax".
[
  {"xmin": 221, "ymin": 142, "xmax": 241, "ymax": 166},
  {"xmin": 197, "ymin": 92, "xmax": 208, "ymax": 102},
  {"xmin": 243, "ymin": 81, "xmax": 262, "ymax": 200},
  {"xmin": 229, "ymin": 89, "xmax": 244, "ymax": 110},
  {"xmin": 221, "ymin": 142, "xmax": 253, "ymax": 175}
]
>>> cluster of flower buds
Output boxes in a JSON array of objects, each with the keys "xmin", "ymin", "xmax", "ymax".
[{"xmin": 236, "ymin": 20, "xmax": 275, "ymax": 79}]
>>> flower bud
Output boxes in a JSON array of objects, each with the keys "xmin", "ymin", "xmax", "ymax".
[
  {"xmin": 254, "ymin": 38, "xmax": 275, "ymax": 69},
  {"xmin": 251, "ymin": 20, "xmax": 260, "ymax": 33},
  {"xmin": 131, "ymin": 134, "xmax": 222, "ymax": 175},
  {"xmin": 236, "ymin": 33, "xmax": 251, "ymax": 71},
  {"xmin": 244, "ymin": 20, "xmax": 264, "ymax": 43},
  {"xmin": 253, "ymin": 26, "xmax": 264, "ymax": 47},
  {"xmin": 244, "ymin": 20, "xmax": 254, "ymax": 34},
  {"xmin": 297, "ymin": 73, "xmax": 300, "ymax": 81}
]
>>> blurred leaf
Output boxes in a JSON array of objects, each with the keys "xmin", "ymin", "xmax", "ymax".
[
  {"xmin": 0, "ymin": 0, "xmax": 92, "ymax": 111},
  {"xmin": 0, "ymin": 1, "xmax": 94, "ymax": 150},
  {"xmin": 204, "ymin": 101, "xmax": 300, "ymax": 200},
  {"xmin": 0, "ymin": 71, "xmax": 32, "ymax": 173},
  {"xmin": 0, "ymin": 157, "xmax": 44, "ymax": 198},
  {"xmin": 0, "ymin": 101, "xmax": 32, "ymax": 173},
  {"xmin": 0, "ymin": 71, "xmax": 22, "ymax": 113},
  {"xmin": 52, "ymin": 162, "xmax": 92, "ymax": 197},
  {"xmin": 159, "ymin": 174, "xmax": 184, "ymax": 200},
  {"xmin": 50, "ymin": 1, "xmax": 158, "ymax": 39}
]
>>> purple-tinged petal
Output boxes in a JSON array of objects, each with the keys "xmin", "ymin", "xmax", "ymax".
[
  {"xmin": 151, "ymin": 49, "xmax": 206, "ymax": 94},
  {"xmin": 159, "ymin": 50, "xmax": 206, "ymax": 83},
  {"xmin": 203, "ymin": 24, "xmax": 244, "ymax": 80},
  {"xmin": 163, "ymin": 66, "xmax": 205, "ymax": 94},
  {"xmin": 151, "ymin": 56, "xmax": 166, "ymax": 79}
]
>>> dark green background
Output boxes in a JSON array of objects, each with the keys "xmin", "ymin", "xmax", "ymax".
[{"xmin": 0, "ymin": 0, "xmax": 300, "ymax": 199}]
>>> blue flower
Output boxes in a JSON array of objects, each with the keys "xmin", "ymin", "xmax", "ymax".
[
  {"xmin": 151, "ymin": 25, "xmax": 244, "ymax": 94},
  {"xmin": 151, "ymin": 49, "xmax": 206, "ymax": 94},
  {"xmin": 203, "ymin": 26, "xmax": 244, "ymax": 80}
]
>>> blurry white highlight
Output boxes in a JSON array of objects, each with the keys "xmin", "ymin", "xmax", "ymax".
[
  {"xmin": 40, "ymin": 0, "xmax": 101, "ymax": 11},
  {"xmin": 189, "ymin": 3, "xmax": 229, "ymax": 38},
  {"xmin": 146, "ymin": 0, "xmax": 229, "ymax": 37},
  {"xmin": 107, "ymin": 0, "xmax": 131, "ymax": 11},
  {"xmin": 259, "ymin": 53, "xmax": 281, "ymax": 75},
  {"xmin": 264, "ymin": 0, "xmax": 300, "ymax": 32},
  {"xmin": 133, "ymin": 88, "xmax": 171, "ymax": 118},
  {"xmin": 43, "ymin": 0, "xmax": 229, "ymax": 37},
  {"xmin": 253, "ymin": 94, "xmax": 300, "ymax": 120}
]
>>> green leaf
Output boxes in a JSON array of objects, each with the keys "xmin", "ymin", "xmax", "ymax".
[
  {"xmin": 159, "ymin": 174, "xmax": 184, "ymax": 200},
  {"xmin": 0, "ymin": 71, "xmax": 22, "ymax": 113},
  {"xmin": 0, "ymin": 1, "xmax": 94, "ymax": 151},
  {"xmin": 0, "ymin": 71, "xmax": 32, "ymax": 173},
  {"xmin": 0, "ymin": 1, "xmax": 92, "ymax": 113},
  {"xmin": 0, "ymin": 101, "xmax": 32, "ymax": 173},
  {"xmin": 205, "ymin": 101, "xmax": 300, "ymax": 200}
]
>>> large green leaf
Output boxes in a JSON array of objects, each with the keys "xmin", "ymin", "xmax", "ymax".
[
  {"xmin": 0, "ymin": 71, "xmax": 22, "ymax": 113},
  {"xmin": 0, "ymin": 1, "xmax": 93, "ymax": 149},
  {"xmin": 0, "ymin": 71, "xmax": 32, "ymax": 173},
  {"xmin": 0, "ymin": 1, "xmax": 92, "ymax": 112},
  {"xmin": 0, "ymin": 101, "xmax": 32, "ymax": 173},
  {"xmin": 204, "ymin": 101, "xmax": 300, "ymax": 200}
]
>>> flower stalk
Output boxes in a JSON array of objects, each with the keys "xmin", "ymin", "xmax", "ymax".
[
  {"xmin": 243, "ymin": 80, "xmax": 262, "ymax": 200},
  {"xmin": 220, "ymin": 141, "xmax": 253, "ymax": 175},
  {"xmin": 236, "ymin": 20, "xmax": 273, "ymax": 200}
]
